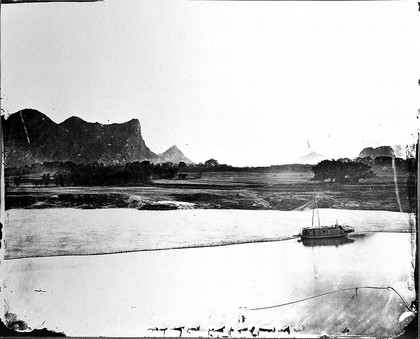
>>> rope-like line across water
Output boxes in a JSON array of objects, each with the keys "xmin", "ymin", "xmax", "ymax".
[{"xmin": 250, "ymin": 286, "xmax": 413, "ymax": 312}]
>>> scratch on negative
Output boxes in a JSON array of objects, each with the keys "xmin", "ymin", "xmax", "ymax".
[
  {"xmin": 391, "ymin": 157, "xmax": 403, "ymax": 213},
  {"xmin": 19, "ymin": 110, "xmax": 30, "ymax": 145}
]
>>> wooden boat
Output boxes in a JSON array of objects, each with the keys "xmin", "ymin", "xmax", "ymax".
[
  {"xmin": 299, "ymin": 194, "xmax": 354, "ymax": 240},
  {"xmin": 300, "ymin": 236, "xmax": 355, "ymax": 247}
]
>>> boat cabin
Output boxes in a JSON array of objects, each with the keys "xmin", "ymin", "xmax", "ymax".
[{"xmin": 301, "ymin": 226, "xmax": 347, "ymax": 239}]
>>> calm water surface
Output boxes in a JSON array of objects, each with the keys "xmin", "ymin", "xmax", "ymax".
[
  {"xmin": 2, "ymin": 208, "xmax": 416, "ymax": 337},
  {"xmin": 4, "ymin": 208, "xmax": 414, "ymax": 258}
]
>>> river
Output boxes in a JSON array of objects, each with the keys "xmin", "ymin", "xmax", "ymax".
[{"xmin": 2, "ymin": 208, "xmax": 416, "ymax": 337}]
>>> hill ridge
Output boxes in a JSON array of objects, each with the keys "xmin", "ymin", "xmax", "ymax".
[
  {"xmin": 158, "ymin": 144, "xmax": 195, "ymax": 164},
  {"xmin": 3, "ymin": 109, "xmax": 162, "ymax": 167}
]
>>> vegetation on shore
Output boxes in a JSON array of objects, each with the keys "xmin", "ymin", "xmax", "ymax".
[
  {"xmin": 5, "ymin": 155, "xmax": 416, "ymax": 213},
  {"xmin": 6, "ymin": 159, "xmax": 312, "ymax": 187},
  {"xmin": 8, "ymin": 161, "xmax": 178, "ymax": 187},
  {"xmin": 6, "ymin": 155, "xmax": 415, "ymax": 187}
]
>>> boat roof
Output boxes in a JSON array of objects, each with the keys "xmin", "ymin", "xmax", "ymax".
[{"xmin": 302, "ymin": 225, "xmax": 344, "ymax": 230}]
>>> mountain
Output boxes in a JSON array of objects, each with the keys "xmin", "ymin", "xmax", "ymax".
[
  {"xmin": 392, "ymin": 144, "xmax": 416, "ymax": 159},
  {"xmin": 295, "ymin": 151, "xmax": 327, "ymax": 164},
  {"xmin": 158, "ymin": 145, "xmax": 195, "ymax": 164},
  {"xmin": 3, "ymin": 109, "xmax": 159, "ymax": 167},
  {"xmin": 359, "ymin": 146, "xmax": 395, "ymax": 159}
]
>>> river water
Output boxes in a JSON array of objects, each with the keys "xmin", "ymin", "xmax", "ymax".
[
  {"xmin": 3, "ymin": 208, "xmax": 414, "ymax": 259},
  {"xmin": 2, "ymin": 208, "xmax": 416, "ymax": 337}
]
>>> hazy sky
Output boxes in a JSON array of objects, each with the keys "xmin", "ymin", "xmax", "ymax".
[{"xmin": 2, "ymin": 1, "xmax": 419, "ymax": 166}]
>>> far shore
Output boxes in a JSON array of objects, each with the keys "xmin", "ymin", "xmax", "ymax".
[{"xmin": 5, "ymin": 170, "xmax": 415, "ymax": 213}]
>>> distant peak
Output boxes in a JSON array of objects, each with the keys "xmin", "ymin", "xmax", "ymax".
[
  {"xmin": 161, "ymin": 145, "xmax": 183, "ymax": 154},
  {"xmin": 59, "ymin": 116, "xmax": 90, "ymax": 127},
  {"xmin": 158, "ymin": 145, "xmax": 195, "ymax": 164},
  {"xmin": 168, "ymin": 145, "xmax": 180, "ymax": 151},
  {"xmin": 59, "ymin": 116, "xmax": 141, "ymax": 127},
  {"xmin": 125, "ymin": 118, "xmax": 140, "ymax": 126},
  {"xmin": 20, "ymin": 108, "xmax": 42, "ymax": 114},
  {"xmin": 305, "ymin": 151, "xmax": 323, "ymax": 157},
  {"xmin": 63, "ymin": 116, "xmax": 85, "ymax": 122},
  {"xmin": 6, "ymin": 108, "xmax": 55, "ymax": 123},
  {"xmin": 12, "ymin": 108, "xmax": 46, "ymax": 117},
  {"xmin": 295, "ymin": 151, "xmax": 328, "ymax": 164},
  {"xmin": 359, "ymin": 145, "xmax": 395, "ymax": 159}
]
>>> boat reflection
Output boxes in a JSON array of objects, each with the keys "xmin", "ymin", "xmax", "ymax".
[{"xmin": 300, "ymin": 236, "xmax": 355, "ymax": 247}]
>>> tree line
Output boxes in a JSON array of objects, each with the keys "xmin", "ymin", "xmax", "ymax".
[
  {"xmin": 180, "ymin": 159, "xmax": 312, "ymax": 173},
  {"xmin": 311, "ymin": 156, "xmax": 416, "ymax": 183},
  {"xmin": 6, "ymin": 155, "xmax": 416, "ymax": 187},
  {"xmin": 312, "ymin": 159, "xmax": 374, "ymax": 183},
  {"xmin": 10, "ymin": 161, "xmax": 179, "ymax": 187}
]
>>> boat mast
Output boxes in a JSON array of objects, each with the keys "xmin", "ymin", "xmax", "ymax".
[
  {"xmin": 312, "ymin": 193, "xmax": 315, "ymax": 227},
  {"xmin": 312, "ymin": 192, "xmax": 321, "ymax": 228},
  {"xmin": 316, "ymin": 196, "xmax": 320, "ymax": 227}
]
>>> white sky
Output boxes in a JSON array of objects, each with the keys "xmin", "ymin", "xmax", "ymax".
[{"xmin": 1, "ymin": 1, "xmax": 419, "ymax": 166}]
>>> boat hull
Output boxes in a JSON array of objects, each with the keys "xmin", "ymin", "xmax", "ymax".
[
  {"xmin": 300, "ymin": 233, "xmax": 348, "ymax": 240},
  {"xmin": 299, "ymin": 225, "xmax": 354, "ymax": 240},
  {"xmin": 300, "ymin": 236, "xmax": 355, "ymax": 247}
]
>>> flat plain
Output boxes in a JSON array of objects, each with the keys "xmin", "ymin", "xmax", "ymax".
[{"xmin": 5, "ymin": 169, "xmax": 415, "ymax": 212}]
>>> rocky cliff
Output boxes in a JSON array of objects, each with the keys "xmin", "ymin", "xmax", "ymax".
[
  {"xmin": 3, "ymin": 109, "xmax": 159, "ymax": 167},
  {"xmin": 359, "ymin": 146, "xmax": 395, "ymax": 159}
]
